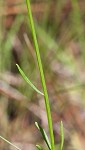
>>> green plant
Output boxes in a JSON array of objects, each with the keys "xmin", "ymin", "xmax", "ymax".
[
  {"xmin": 60, "ymin": 121, "xmax": 64, "ymax": 150},
  {"xmin": 26, "ymin": 0, "xmax": 55, "ymax": 149},
  {"xmin": 21, "ymin": 0, "xmax": 64, "ymax": 149},
  {"xmin": 0, "ymin": 0, "xmax": 64, "ymax": 150},
  {"xmin": 0, "ymin": 136, "xmax": 21, "ymax": 150},
  {"xmin": 16, "ymin": 64, "xmax": 64, "ymax": 150}
]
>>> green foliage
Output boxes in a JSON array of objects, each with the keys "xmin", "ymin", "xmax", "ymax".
[
  {"xmin": 0, "ymin": 15, "xmax": 24, "ymax": 71},
  {"xmin": 60, "ymin": 121, "xmax": 64, "ymax": 150},
  {"xmin": 36, "ymin": 144, "xmax": 45, "ymax": 150},
  {"xmin": 16, "ymin": 64, "xmax": 44, "ymax": 96},
  {"xmin": 35, "ymin": 122, "xmax": 51, "ymax": 150},
  {"xmin": 0, "ymin": 1, "xmax": 65, "ymax": 150},
  {"xmin": 26, "ymin": 0, "xmax": 55, "ymax": 150}
]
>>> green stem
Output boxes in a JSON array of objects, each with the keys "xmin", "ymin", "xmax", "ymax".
[
  {"xmin": 0, "ymin": 136, "xmax": 21, "ymax": 150},
  {"xmin": 26, "ymin": 1, "xmax": 55, "ymax": 150}
]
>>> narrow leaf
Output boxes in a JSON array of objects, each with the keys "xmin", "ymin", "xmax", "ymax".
[
  {"xmin": 16, "ymin": 64, "xmax": 44, "ymax": 96},
  {"xmin": 35, "ymin": 122, "xmax": 51, "ymax": 150},
  {"xmin": 60, "ymin": 121, "xmax": 64, "ymax": 150},
  {"xmin": 0, "ymin": 136, "xmax": 21, "ymax": 150},
  {"xmin": 36, "ymin": 145, "xmax": 44, "ymax": 150}
]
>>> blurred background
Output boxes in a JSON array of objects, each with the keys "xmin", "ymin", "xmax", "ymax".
[{"xmin": 0, "ymin": 0, "xmax": 85, "ymax": 149}]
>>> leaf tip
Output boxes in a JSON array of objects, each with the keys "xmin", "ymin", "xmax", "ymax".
[
  {"xmin": 35, "ymin": 122, "xmax": 39, "ymax": 129},
  {"xmin": 16, "ymin": 64, "xmax": 19, "ymax": 69}
]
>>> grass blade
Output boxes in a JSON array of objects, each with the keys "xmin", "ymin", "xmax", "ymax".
[
  {"xmin": 36, "ymin": 145, "xmax": 44, "ymax": 150},
  {"xmin": 60, "ymin": 121, "xmax": 64, "ymax": 150},
  {"xmin": 0, "ymin": 136, "xmax": 21, "ymax": 150},
  {"xmin": 35, "ymin": 122, "xmax": 51, "ymax": 150},
  {"xmin": 16, "ymin": 64, "xmax": 44, "ymax": 96}
]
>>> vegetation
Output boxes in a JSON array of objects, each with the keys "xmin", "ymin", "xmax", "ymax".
[{"xmin": 0, "ymin": 0, "xmax": 85, "ymax": 150}]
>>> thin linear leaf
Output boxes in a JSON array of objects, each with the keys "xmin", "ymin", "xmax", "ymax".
[
  {"xmin": 35, "ymin": 122, "xmax": 51, "ymax": 150},
  {"xmin": 36, "ymin": 145, "xmax": 44, "ymax": 150},
  {"xmin": 16, "ymin": 64, "xmax": 44, "ymax": 96},
  {"xmin": 60, "ymin": 121, "xmax": 64, "ymax": 150},
  {"xmin": 0, "ymin": 136, "xmax": 21, "ymax": 150}
]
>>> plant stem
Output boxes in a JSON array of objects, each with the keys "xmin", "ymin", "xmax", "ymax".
[
  {"xmin": 0, "ymin": 136, "xmax": 21, "ymax": 150},
  {"xmin": 26, "ymin": 1, "xmax": 55, "ymax": 150}
]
